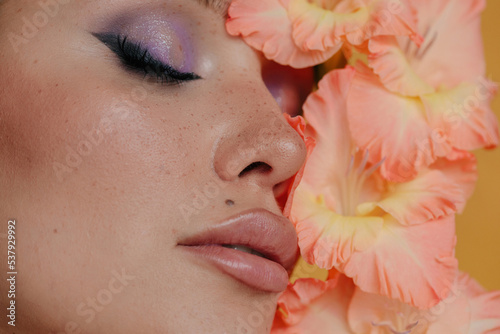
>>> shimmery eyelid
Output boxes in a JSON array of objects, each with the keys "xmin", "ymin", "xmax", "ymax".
[{"xmin": 108, "ymin": 15, "xmax": 195, "ymax": 73}]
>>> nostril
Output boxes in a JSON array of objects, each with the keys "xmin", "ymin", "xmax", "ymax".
[{"xmin": 238, "ymin": 161, "xmax": 273, "ymax": 178}]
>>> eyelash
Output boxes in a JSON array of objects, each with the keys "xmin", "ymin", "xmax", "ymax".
[{"xmin": 93, "ymin": 33, "xmax": 201, "ymax": 86}]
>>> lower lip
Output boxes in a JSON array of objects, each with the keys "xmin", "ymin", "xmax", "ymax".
[{"xmin": 181, "ymin": 245, "xmax": 289, "ymax": 293}]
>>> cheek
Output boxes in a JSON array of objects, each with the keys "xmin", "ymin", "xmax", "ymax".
[
  {"xmin": 0, "ymin": 67, "xmax": 221, "ymax": 318},
  {"xmin": 0, "ymin": 64, "xmax": 210, "ymax": 250},
  {"xmin": 1, "ymin": 65, "xmax": 187, "ymax": 182}
]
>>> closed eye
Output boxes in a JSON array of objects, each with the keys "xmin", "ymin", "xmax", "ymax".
[{"xmin": 92, "ymin": 32, "xmax": 202, "ymax": 86}]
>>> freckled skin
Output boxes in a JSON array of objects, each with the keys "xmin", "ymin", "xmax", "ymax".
[{"xmin": 0, "ymin": 0, "xmax": 307, "ymax": 333}]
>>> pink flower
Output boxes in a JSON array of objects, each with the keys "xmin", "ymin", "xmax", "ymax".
[
  {"xmin": 345, "ymin": 0, "xmax": 499, "ymax": 181},
  {"xmin": 272, "ymin": 273, "xmax": 500, "ymax": 333},
  {"xmin": 226, "ymin": 0, "xmax": 421, "ymax": 68},
  {"xmin": 290, "ymin": 67, "xmax": 477, "ymax": 308}
]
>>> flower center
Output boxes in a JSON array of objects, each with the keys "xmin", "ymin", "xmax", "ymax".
[
  {"xmin": 311, "ymin": 0, "xmax": 343, "ymax": 11},
  {"xmin": 372, "ymin": 320, "xmax": 419, "ymax": 334},
  {"xmin": 402, "ymin": 24, "xmax": 438, "ymax": 72},
  {"xmin": 340, "ymin": 150, "xmax": 384, "ymax": 216}
]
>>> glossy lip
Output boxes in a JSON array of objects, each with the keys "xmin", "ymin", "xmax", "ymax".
[{"xmin": 178, "ymin": 208, "xmax": 298, "ymax": 293}]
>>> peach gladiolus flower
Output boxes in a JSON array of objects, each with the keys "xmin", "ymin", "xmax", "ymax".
[
  {"xmin": 272, "ymin": 273, "xmax": 500, "ymax": 333},
  {"xmin": 226, "ymin": 0, "xmax": 421, "ymax": 68},
  {"xmin": 345, "ymin": 0, "xmax": 499, "ymax": 181},
  {"xmin": 290, "ymin": 67, "xmax": 477, "ymax": 309}
]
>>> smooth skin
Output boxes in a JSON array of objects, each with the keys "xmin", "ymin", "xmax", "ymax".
[{"xmin": 0, "ymin": 0, "xmax": 308, "ymax": 333}]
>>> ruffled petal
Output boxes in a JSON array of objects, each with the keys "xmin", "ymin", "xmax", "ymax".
[
  {"xmin": 422, "ymin": 79, "xmax": 500, "ymax": 151},
  {"xmin": 226, "ymin": 0, "xmax": 339, "ymax": 68},
  {"xmin": 289, "ymin": 0, "xmax": 421, "ymax": 51},
  {"xmin": 348, "ymin": 281, "xmax": 470, "ymax": 334},
  {"xmin": 275, "ymin": 273, "xmax": 339, "ymax": 327},
  {"xmin": 347, "ymin": 64, "xmax": 452, "ymax": 182},
  {"xmin": 291, "ymin": 185, "xmax": 384, "ymax": 269},
  {"xmin": 301, "ymin": 67, "xmax": 356, "ymax": 207},
  {"xmin": 288, "ymin": 0, "xmax": 344, "ymax": 52},
  {"xmin": 344, "ymin": 0, "xmax": 422, "ymax": 45},
  {"xmin": 425, "ymin": 291, "xmax": 471, "ymax": 334},
  {"xmin": 405, "ymin": 0, "xmax": 487, "ymax": 90},
  {"xmin": 281, "ymin": 114, "xmax": 317, "ymax": 218},
  {"xmin": 374, "ymin": 152, "xmax": 477, "ymax": 225},
  {"xmin": 366, "ymin": 0, "xmax": 486, "ymax": 95},
  {"xmin": 375, "ymin": 167, "xmax": 461, "ymax": 226},
  {"xmin": 348, "ymin": 272, "xmax": 500, "ymax": 334},
  {"xmin": 340, "ymin": 215, "xmax": 458, "ymax": 309},
  {"xmin": 459, "ymin": 273, "xmax": 500, "ymax": 334},
  {"xmin": 367, "ymin": 36, "xmax": 435, "ymax": 96},
  {"xmin": 272, "ymin": 274, "xmax": 355, "ymax": 333},
  {"xmin": 430, "ymin": 150, "xmax": 478, "ymax": 213}
]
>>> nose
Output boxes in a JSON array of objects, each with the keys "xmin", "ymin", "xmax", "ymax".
[{"xmin": 212, "ymin": 90, "xmax": 307, "ymax": 191}]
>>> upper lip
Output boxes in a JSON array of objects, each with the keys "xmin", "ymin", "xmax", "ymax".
[{"xmin": 178, "ymin": 208, "xmax": 298, "ymax": 271}]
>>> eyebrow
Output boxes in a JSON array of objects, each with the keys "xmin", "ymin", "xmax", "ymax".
[{"xmin": 196, "ymin": 0, "xmax": 231, "ymax": 16}]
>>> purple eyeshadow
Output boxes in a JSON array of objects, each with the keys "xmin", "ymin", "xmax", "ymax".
[{"xmin": 112, "ymin": 14, "xmax": 195, "ymax": 72}]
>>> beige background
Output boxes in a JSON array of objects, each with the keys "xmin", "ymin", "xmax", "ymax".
[{"xmin": 456, "ymin": 0, "xmax": 500, "ymax": 290}]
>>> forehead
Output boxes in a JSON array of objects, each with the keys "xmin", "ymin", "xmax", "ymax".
[
  {"xmin": 0, "ymin": 0, "xmax": 231, "ymax": 18},
  {"xmin": 91, "ymin": 0, "xmax": 232, "ymax": 25},
  {"xmin": 77, "ymin": 0, "xmax": 232, "ymax": 33}
]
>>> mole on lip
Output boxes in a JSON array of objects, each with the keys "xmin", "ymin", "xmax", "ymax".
[{"xmin": 225, "ymin": 199, "xmax": 235, "ymax": 206}]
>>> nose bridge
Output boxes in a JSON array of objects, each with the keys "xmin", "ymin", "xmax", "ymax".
[{"xmin": 212, "ymin": 84, "xmax": 307, "ymax": 186}]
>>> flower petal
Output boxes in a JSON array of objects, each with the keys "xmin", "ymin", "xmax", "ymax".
[
  {"xmin": 347, "ymin": 63, "xmax": 451, "ymax": 182},
  {"xmin": 425, "ymin": 288, "xmax": 471, "ymax": 334},
  {"xmin": 301, "ymin": 67, "xmax": 356, "ymax": 206},
  {"xmin": 405, "ymin": 0, "xmax": 487, "ymax": 90},
  {"xmin": 349, "ymin": 282, "xmax": 470, "ymax": 334},
  {"xmin": 289, "ymin": 0, "xmax": 421, "ymax": 51},
  {"xmin": 367, "ymin": 36, "xmax": 435, "ymax": 96},
  {"xmin": 422, "ymin": 79, "xmax": 500, "ymax": 151},
  {"xmin": 366, "ymin": 0, "xmax": 487, "ymax": 95},
  {"xmin": 292, "ymin": 185, "xmax": 384, "ymax": 269},
  {"xmin": 226, "ymin": 0, "xmax": 339, "ymax": 68},
  {"xmin": 340, "ymin": 215, "xmax": 458, "ymax": 309},
  {"xmin": 374, "ymin": 152, "xmax": 477, "ymax": 225},
  {"xmin": 348, "ymin": 272, "xmax": 500, "ymax": 334},
  {"xmin": 276, "ymin": 273, "xmax": 339, "ymax": 327},
  {"xmin": 344, "ymin": 0, "xmax": 422, "ymax": 45},
  {"xmin": 281, "ymin": 114, "xmax": 317, "ymax": 218},
  {"xmin": 288, "ymin": 0, "xmax": 344, "ymax": 52},
  {"xmin": 272, "ymin": 274, "xmax": 355, "ymax": 333},
  {"xmin": 459, "ymin": 273, "xmax": 500, "ymax": 334},
  {"xmin": 430, "ymin": 150, "xmax": 478, "ymax": 213},
  {"xmin": 375, "ymin": 168, "xmax": 460, "ymax": 225}
]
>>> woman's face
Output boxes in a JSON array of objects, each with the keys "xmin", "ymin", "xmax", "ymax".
[{"xmin": 0, "ymin": 0, "xmax": 309, "ymax": 333}]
